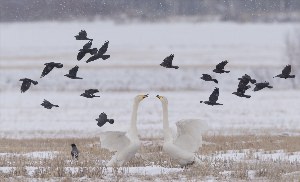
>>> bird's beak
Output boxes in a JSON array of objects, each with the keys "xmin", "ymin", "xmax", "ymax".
[
  {"xmin": 156, "ymin": 95, "xmax": 161, "ymax": 99},
  {"xmin": 142, "ymin": 94, "xmax": 149, "ymax": 99}
]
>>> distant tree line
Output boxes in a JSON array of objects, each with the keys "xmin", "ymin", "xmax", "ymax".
[{"xmin": 1, "ymin": 0, "xmax": 300, "ymax": 22}]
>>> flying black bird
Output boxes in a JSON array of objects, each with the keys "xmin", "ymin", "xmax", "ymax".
[
  {"xmin": 232, "ymin": 83, "xmax": 251, "ymax": 98},
  {"xmin": 213, "ymin": 60, "xmax": 230, "ymax": 74},
  {"xmin": 40, "ymin": 62, "xmax": 63, "ymax": 78},
  {"xmin": 86, "ymin": 41, "xmax": 110, "ymax": 63},
  {"xmin": 200, "ymin": 74, "xmax": 218, "ymax": 83},
  {"xmin": 64, "ymin": 65, "xmax": 82, "ymax": 79},
  {"xmin": 160, "ymin": 54, "xmax": 179, "ymax": 69},
  {"xmin": 19, "ymin": 78, "xmax": 38, "ymax": 93},
  {"xmin": 80, "ymin": 89, "xmax": 100, "ymax": 98},
  {"xmin": 71, "ymin": 144, "xmax": 79, "ymax": 160},
  {"xmin": 74, "ymin": 30, "xmax": 92, "ymax": 41},
  {"xmin": 253, "ymin": 81, "xmax": 273, "ymax": 91},
  {"xmin": 274, "ymin": 65, "xmax": 295, "ymax": 79},
  {"xmin": 200, "ymin": 87, "xmax": 223, "ymax": 106},
  {"xmin": 77, "ymin": 41, "xmax": 98, "ymax": 61},
  {"xmin": 238, "ymin": 74, "xmax": 256, "ymax": 84},
  {"xmin": 41, "ymin": 99, "xmax": 59, "ymax": 109},
  {"xmin": 96, "ymin": 112, "xmax": 114, "ymax": 127}
]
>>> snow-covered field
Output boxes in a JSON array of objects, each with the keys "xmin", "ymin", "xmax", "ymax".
[{"xmin": 0, "ymin": 21, "xmax": 300, "ymax": 180}]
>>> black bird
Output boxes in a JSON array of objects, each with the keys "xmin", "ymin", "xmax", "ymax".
[
  {"xmin": 96, "ymin": 112, "xmax": 114, "ymax": 127},
  {"xmin": 200, "ymin": 87, "xmax": 223, "ymax": 106},
  {"xmin": 232, "ymin": 83, "xmax": 251, "ymax": 98},
  {"xmin": 40, "ymin": 62, "xmax": 63, "ymax": 78},
  {"xmin": 77, "ymin": 41, "xmax": 98, "ymax": 61},
  {"xmin": 253, "ymin": 81, "xmax": 273, "ymax": 91},
  {"xmin": 71, "ymin": 144, "xmax": 79, "ymax": 160},
  {"xmin": 238, "ymin": 74, "xmax": 256, "ymax": 84},
  {"xmin": 274, "ymin": 65, "xmax": 295, "ymax": 79},
  {"xmin": 213, "ymin": 60, "xmax": 230, "ymax": 74},
  {"xmin": 160, "ymin": 54, "xmax": 179, "ymax": 69},
  {"xmin": 200, "ymin": 74, "xmax": 218, "ymax": 83},
  {"xmin": 64, "ymin": 65, "xmax": 82, "ymax": 79},
  {"xmin": 19, "ymin": 78, "xmax": 38, "ymax": 93},
  {"xmin": 74, "ymin": 30, "xmax": 92, "ymax": 41},
  {"xmin": 41, "ymin": 99, "xmax": 59, "ymax": 109},
  {"xmin": 86, "ymin": 41, "xmax": 110, "ymax": 63},
  {"xmin": 80, "ymin": 89, "xmax": 100, "ymax": 98}
]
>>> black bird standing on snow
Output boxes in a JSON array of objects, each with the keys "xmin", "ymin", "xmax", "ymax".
[
  {"xmin": 253, "ymin": 81, "xmax": 273, "ymax": 91},
  {"xmin": 213, "ymin": 60, "xmax": 230, "ymax": 74},
  {"xmin": 74, "ymin": 30, "xmax": 93, "ymax": 41},
  {"xmin": 200, "ymin": 74, "xmax": 218, "ymax": 83},
  {"xmin": 273, "ymin": 65, "xmax": 295, "ymax": 79},
  {"xmin": 80, "ymin": 89, "xmax": 100, "ymax": 98},
  {"xmin": 86, "ymin": 41, "xmax": 110, "ymax": 63},
  {"xmin": 96, "ymin": 112, "xmax": 114, "ymax": 127},
  {"xmin": 77, "ymin": 41, "xmax": 98, "ymax": 61},
  {"xmin": 41, "ymin": 99, "xmax": 59, "ymax": 109},
  {"xmin": 40, "ymin": 62, "xmax": 63, "ymax": 78},
  {"xmin": 71, "ymin": 144, "xmax": 79, "ymax": 160},
  {"xmin": 200, "ymin": 87, "xmax": 223, "ymax": 106},
  {"xmin": 160, "ymin": 54, "xmax": 179, "ymax": 69},
  {"xmin": 64, "ymin": 65, "xmax": 82, "ymax": 79},
  {"xmin": 19, "ymin": 78, "xmax": 38, "ymax": 93}
]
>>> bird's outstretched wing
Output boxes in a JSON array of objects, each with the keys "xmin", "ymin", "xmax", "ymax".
[
  {"xmin": 83, "ymin": 41, "xmax": 92, "ymax": 49},
  {"xmin": 79, "ymin": 30, "xmax": 87, "ymax": 37},
  {"xmin": 174, "ymin": 119, "xmax": 208, "ymax": 153},
  {"xmin": 161, "ymin": 54, "xmax": 174, "ymax": 67},
  {"xmin": 20, "ymin": 81, "xmax": 30, "ymax": 93},
  {"xmin": 53, "ymin": 63, "xmax": 63, "ymax": 68},
  {"xmin": 77, "ymin": 51, "xmax": 87, "ymax": 61},
  {"xmin": 282, "ymin": 65, "xmax": 291, "ymax": 75},
  {"xmin": 216, "ymin": 61, "xmax": 228, "ymax": 70},
  {"xmin": 86, "ymin": 89, "xmax": 99, "ymax": 94},
  {"xmin": 99, "ymin": 131, "xmax": 130, "ymax": 152},
  {"xmin": 98, "ymin": 41, "xmax": 109, "ymax": 55},
  {"xmin": 209, "ymin": 88, "xmax": 219, "ymax": 103},
  {"xmin": 69, "ymin": 66, "xmax": 79, "ymax": 75},
  {"xmin": 202, "ymin": 74, "xmax": 211, "ymax": 79},
  {"xmin": 86, "ymin": 55, "xmax": 97, "ymax": 63},
  {"xmin": 41, "ymin": 65, "xmax": 54, "ymax": 78}
]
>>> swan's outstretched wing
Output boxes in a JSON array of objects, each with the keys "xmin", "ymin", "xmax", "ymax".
[
  {"xmin": 174, "ymin": 119, "xmax": 208, "ymax": 153},
  {"xmin": 99, "ymin": 131, "xmax": 130, "ymax": 152}
]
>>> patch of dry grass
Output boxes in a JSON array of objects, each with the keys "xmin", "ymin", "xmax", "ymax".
[{"xmin": 0, "ymin": 135, "xmax": 299, "ymax": 181}]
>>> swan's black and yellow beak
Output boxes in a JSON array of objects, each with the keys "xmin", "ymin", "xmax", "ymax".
[
  {"xmin": 142, "ymin": 94, "xmax": 149, "ymax": 99},
  {"xmin": 156, "ymin": 95, "xmax": 162, "ymax": 99}
]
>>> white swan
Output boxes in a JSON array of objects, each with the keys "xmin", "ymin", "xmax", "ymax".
[
  {"xmin": 156, "ymin": 95, "xmax": 207, "ymax": 167},
  {"xmin": 99, "ymin": 94, "xmax": 148, "ymax": 166}
]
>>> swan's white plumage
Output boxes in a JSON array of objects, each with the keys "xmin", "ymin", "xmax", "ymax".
[
  {"xmin": 99, "ymin": 95, "xmax": 147, "ymax": 166},
  {"xmin": 99, "ymin": 131, "xmax": 129, "ymax": 152},
  {"xmin": 157, "ymin": 95, "xmax": 207, "ymax": 167}
]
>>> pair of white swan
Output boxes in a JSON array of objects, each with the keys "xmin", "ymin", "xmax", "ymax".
[{"xmin": 99, "ymin": 94, "xmax": 207, "ymax": 167}]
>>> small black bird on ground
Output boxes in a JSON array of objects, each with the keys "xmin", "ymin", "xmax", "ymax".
[
  {"xmin": 40, "ymin": 62, "xmax": 63, "ymax": 78},
  {"xmin": 80, "ymin": 89, "xmax": 100, "ymax": 98},
  {"xmin": 41, "ymin": 99, "xmax": 59, "ymax": 109},
  {"xmin": 200, "ymin": 74, "xmax": 218, "ymax": 83},
  {"xmin": 160, "ymin": 54, "xmax": 179, "ymax": 69},
  {"xmin": 274, "ymin": 65, "xmax": 295, "ymax": 79},
  {"xmin": 213, "ymin": 60, "xmax": 230, "ymax": 74},
  {"xmin": 71, "ymin": 144, "xmax": 79, "ymax": 160},
  {"xmin": 77, "ymin": 41, "xmax": 98, "ymax": 61},
  {"xmin": 86, "ymin": 41, "xmax": 110, "ymax": 63},
  {"xmin": 64, "ymin": 65, "xmax": 82, "ymax": 79},
  {"xmin": 200, "ymin": 87, "xmax": 223, "ymax": 106},
  {"xmin": 74, "ymin": 30, "xmax": 92, "ymax": 41},
  {"xmin": 19, "ymin": 78, "xmax": 38, "ymax": 93},
  {"xmin": 96, "ymin": 112, "xmax": 114, "ymax": 127},
  {"xmin": 253, "ymin": 81, "xmax": 273, "ymax": 91}
]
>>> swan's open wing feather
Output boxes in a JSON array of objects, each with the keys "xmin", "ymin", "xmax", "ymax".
[
  {"xmin": 174, "ymin": 119, "xmax": 208, "ymax": 153},
  {"xmin": 99, "ymin": 131, "xmax": 130, "ymax": 152}
]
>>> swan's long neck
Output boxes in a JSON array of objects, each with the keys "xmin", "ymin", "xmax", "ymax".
[
  {"xmin": 162, "ymin": 102, "xmax": 172, "ymax": 141},
  {"xmin": 128, "ymin": 100, "xmax": 139, "ymax": 136}
]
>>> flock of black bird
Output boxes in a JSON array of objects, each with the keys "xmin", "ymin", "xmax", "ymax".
[{"xmin": 18, "ymin": 30, "xmax": 295, "ymax": 159}]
